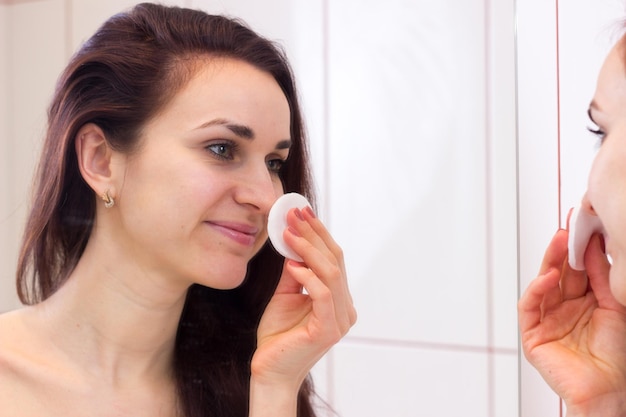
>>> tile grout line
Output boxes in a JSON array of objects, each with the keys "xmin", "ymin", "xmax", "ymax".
[
  {"xmin": 341, "ymin": 336, "xmax": 518, "ymax": 356},
  {"xmin": 483, "ymin": 0, "xmax": 496, "ymax": 413}
]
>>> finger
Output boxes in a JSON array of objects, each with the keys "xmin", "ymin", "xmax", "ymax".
[
  {"xmin": 284, "ymin": 208, "xmax": 346, "ymax": 289},
  {"xmin": 560, "ymin": 261, "xmax": 589, "ymax": 301},
  {"xmin": 273, "ymin": 260, "xmax": 304, "ymax": 295},
  {"xmin": 302, "ymin": 207, "xmax": 345, "ymax": 268},
  {"xmin": 284, "ymin": 210, "xmax": 356, "ymax": 327},
  {"xmin": 285, "ymin": 208, "xmax": 343, "ymax": 269},
  {"xmin": 585, "ymin": 233, "xmax": 619, "ymax": 309},
  {"xmin": 538, "ymin": 229, "xmax": 569, "ymax": 276},
  {"xmin": 283, "ymin": 236, "xmax": 356, "ymax": 331},
  {"xmin": 518, "ymin": 267, "xmax": 561, "ymax": 333},
  {"xmin": 284, "ymin": 261, "xmax": 346, "ymax": 338},
  {"xmin": 566, "ymin": 206, "xmax": 574, "ymax": 230},
  {"xmin": 559, "ymin": 211, "xmax": 590, "ymax": 300}
]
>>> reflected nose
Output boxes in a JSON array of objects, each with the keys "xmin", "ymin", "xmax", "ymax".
[{"xmin": 580, "ymin": 192, "xmax": 598, "ymax": 216}]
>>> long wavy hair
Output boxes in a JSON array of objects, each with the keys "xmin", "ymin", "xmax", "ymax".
[{"xmin": 15, "ymin": 3, "xmax": 317, "ymax": 417}]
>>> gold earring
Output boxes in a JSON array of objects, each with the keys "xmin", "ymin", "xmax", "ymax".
[{"xmin": 101, "ymin": 190, "xmax": 115, "ymax": 208}]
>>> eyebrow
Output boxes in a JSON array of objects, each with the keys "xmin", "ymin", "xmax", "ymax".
[
  {"xmin": 195, "ymin": 118, "xmax": 254, "ymax": 139},
  {"xmin": 194, "ymin": 117, "xmax": 292, "ymax": 150},
  {"xmin": 588, "ymin": 98, "xmax": 603, "ymax": 114},
  {"xmin": 587, "ymin": 101, "xmax": 600, "ymax": 124}
]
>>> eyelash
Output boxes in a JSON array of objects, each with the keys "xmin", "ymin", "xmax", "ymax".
[
  {"xmin": 587, "ymin": 109, "xmax": 606, "ymax": 146},
  {"xmin": 587, "ymin": 127, "xmax": 606, "ymax": 149},
  {"xmin": 205, "ymin": 141, "xmax": 286, "ymax": 174},
  {"xmin": 587, "ymin": 125, "xmax": 606, "ymax": 147},
  {"xmin": 587, "ymin": 125, "xmax": 604, "ymax": 136}
]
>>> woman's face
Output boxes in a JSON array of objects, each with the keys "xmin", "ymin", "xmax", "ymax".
[
  {"xmin": 586, "ymin": 35, "xmax": 626, "ymax": 303},
  {"xmin": 111, "ymin": 58, "xmax": 291, "ymax": 290}
]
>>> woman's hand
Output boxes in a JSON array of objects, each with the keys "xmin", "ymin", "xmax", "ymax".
[
  {"xmin": 518, "ymin": 229, "xmax": 626, "ymax": 416},
  {"xmin": 252, "ymin": 206, "xmax": 356, "ymax": 389}
]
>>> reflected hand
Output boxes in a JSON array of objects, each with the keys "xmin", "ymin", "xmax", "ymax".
[
  {"xmin": 252, "ymin": 207, "xmax": 356, "ymax": 388},
  {"xmin": 518, "ymin": 229, "xmax": 626, "ymax": 415}
]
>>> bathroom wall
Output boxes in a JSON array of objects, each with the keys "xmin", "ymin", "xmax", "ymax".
[
  {"xmin": 517, "ymin": 0, "xmax": 625, "ymax": 416},
  {"xmin": 0, "ymin": 1, "xmax": 518, "ymax": 416},
  {"xmin": 0, "ymin": 4, "xmax": 9, "ymax": 310}
]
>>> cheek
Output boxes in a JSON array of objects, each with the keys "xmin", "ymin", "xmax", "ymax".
[
  {"xmin": 123, "ymin": 161, "xmax": 217, "ymax": 222},
  {"xmin": 585, "ymin": 148, "xmax": 620, "ymax": 219},
  {"xmin": 586, "ymin": 152, "xmax": 607, "ymax": 200}
]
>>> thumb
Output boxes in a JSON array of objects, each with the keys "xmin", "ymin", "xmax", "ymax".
[
  {"xmin": 585, "ymin": 233, "xmax": 616, "ymax": 308},
  {"xmin": 273, "ymin": 260, "xmax": 304, "ymax": 295}
]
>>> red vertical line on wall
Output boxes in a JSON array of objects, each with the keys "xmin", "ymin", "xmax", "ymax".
[
  {"xmin": 321, "ymin": 0, "xmax": 332, "ymax": 225},
  {"xmin": 555, "ymin": 0, "xmax": 563, "ymax": 230},
  {"xmin": 63, "ymin": 0, "xmax": 72, "ymax": 61},
  {"xmin": 321, "ymin": 0, "xmax": 334, "ymax": 415},
  {"xmin": 556, "ymin": 1, "xmax": 564, "ymax": 416},
  {"xmin": 483, "ymin": 0, "xmax": 495, "ymax": 416}
]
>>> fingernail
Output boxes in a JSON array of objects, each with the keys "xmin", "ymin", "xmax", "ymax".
[
  {"xmin": 288, "ymin": 226, "xmax": 301, "ymax": 237},
  {"xmin": 304, "ymin": 206, "xmax": 316, "ymax": 219},
  {"xmin": 294, "ymin": 208, "xmax": 304, "ymax": 221}
]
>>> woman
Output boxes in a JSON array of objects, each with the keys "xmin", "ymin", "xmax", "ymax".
[
  {"xmin": 0, "ymin": 3, "xmax": 356, "ymax": 417},
  {"xmin": 519, "ymin": 32, "xmax": 626, "ymax": 416}
]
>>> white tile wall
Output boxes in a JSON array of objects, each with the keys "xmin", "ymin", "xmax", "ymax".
[
  {"xmin": 0, "ymin": 1, "xmax": 520, "ymax": 416},
  {"xmin": 0, "ymin": 5, "xmax": 11, "ymax": 309},
  {"xmin": 327, "ymin": 0, "xmax": 490, "ymax": 346},
  {"xmin": 332, "ymin": 343, "xmax": 490, "ymax": 417},
  {"xmin": 0, "ymin": 0, "xmax": 67, "ymax": 311},
  {"xmin": 516, "ymin": 2, "xmax": 561, "ymax": 414}
]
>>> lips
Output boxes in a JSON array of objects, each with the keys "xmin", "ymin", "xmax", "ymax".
[{"xmin": 207, "ymin": 221, "xmax": 260, "ymax": 247}]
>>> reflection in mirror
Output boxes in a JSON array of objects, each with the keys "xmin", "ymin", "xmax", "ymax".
[
  {"xmin": 0, "ymin": 1, "xmax": 517, "ymax": 416},
  {"xmin": 517, "ymin": 1, "xmax": 625, "ymax": 416}
]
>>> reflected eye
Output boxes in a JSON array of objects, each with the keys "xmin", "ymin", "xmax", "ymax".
[
  {"xmin": 587, "ymin": 108, "xmax": 605, "ymax": 147},
  {"xmin": 587, "ymin": 125, "xmax": 606, "ymax": 147},
  {"xmin": 206, "ymin": 142, "xmax": 236, "ymax": 160}
]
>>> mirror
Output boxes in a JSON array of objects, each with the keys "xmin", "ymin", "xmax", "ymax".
[
  {"xmin": 516, "ymin": 1, "xmax": 625, "ymax": 415},
  {"xmin": 0, "ymin": 0, "xmax": 518, "ymax": 415}
]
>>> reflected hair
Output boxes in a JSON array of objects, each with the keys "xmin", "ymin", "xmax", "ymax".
[{"xmin": 16, "ymin": 3, "xmax": 317, "ymax": 417}]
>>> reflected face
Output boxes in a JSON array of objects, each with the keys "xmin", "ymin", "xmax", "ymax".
[
  {"xmin": 587, "ymin": 35, "xmax": 626, "ymax": 303},
  {"xmin": 113, "ymin": 58, "xmax": 291, "ymax": 289}
]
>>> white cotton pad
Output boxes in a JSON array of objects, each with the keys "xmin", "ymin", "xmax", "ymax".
[
  {"xmin": 267, "ymin": 193, "xmax": 312, "ymax": 261},
  {"xmin": 567, "ymin": 205, "xmax": 605, "ymax": 270}
]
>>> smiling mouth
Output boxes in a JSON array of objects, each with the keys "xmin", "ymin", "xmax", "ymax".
[{"xmin": 207, "ymin": 221, "xmax": 259, "ymax": 247}]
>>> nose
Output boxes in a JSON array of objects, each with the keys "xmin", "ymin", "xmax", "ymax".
[
  {"xmin": 234, "ymin": 163, "xmax": 280, "ymax": 213},
  {"xmin": 580, "ymin": 192, "xmax": 598, "ymax": 216}
]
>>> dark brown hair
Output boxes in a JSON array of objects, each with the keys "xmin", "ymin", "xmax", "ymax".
[{"xmin": 16, "ymin": 3, "xmax": 317, "ymax": 417}]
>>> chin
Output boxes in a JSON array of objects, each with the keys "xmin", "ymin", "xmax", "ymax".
[{"xmin": 196, "ymin": 266, "xmax": 249, "ymax": 290}]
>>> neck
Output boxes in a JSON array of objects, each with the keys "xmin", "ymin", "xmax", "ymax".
[{"xmin": 33, "ymin": 239, "xmax": 188, "ymax": 387}]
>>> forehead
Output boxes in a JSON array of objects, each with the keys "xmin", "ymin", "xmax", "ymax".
[
  {"xmin": 143, "ymin": 56, "xmax": 291, "ymax": 134},
  {"xmin": 594, "ymin": 37, "xmax": 626, "ymax": 110}
]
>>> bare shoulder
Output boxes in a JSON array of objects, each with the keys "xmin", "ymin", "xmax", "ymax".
[
  {"xmin": 0, "ymin": 308, "xmax": 33, "ymax": 368},
  {"xmin": 0, "ymin": 307, "xmax": 55, "ymax": 416},
  {"xmin": 0, "ymin": 307, "xmax": 41, "ymax": 380}
]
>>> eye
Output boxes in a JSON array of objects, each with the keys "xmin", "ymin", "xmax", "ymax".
[
  {"xmin": 267, "ymin": 158, "xmax": 285, "ymax": 174},
  {"xmin": 206, "ymin": 141, "xmax": 237, "ymax": 160}
]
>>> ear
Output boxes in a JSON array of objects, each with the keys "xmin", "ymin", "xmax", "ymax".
[{"xmin": 75, "ymin": 123, "xmax": 115, "ymax": 199}]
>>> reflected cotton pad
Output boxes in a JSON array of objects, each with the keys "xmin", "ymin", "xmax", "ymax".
[
  {"xmin": 568, "ymin": 205, "xmax": 605, "ymax": 270},
  {"xmin": 268, "ymin": 193, "xmax": 312, "ymax": 261}
]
